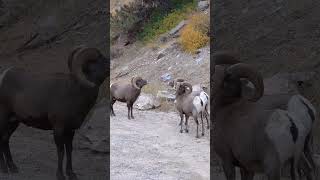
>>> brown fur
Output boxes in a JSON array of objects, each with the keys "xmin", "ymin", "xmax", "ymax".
[
  {"xmin": 110, "ymin": 77, "xmax": 147, "ymax": 119},
  {"xmin": 0, "ymin": 47, "xmax": 109, "ymax": 180}
]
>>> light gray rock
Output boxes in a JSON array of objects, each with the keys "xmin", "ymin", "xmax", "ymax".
[
  {"xmin": 134, "ymin": 93, "xmax": 161, "ymax": 110},
  {"xmin": 157, "ymin": 90, "xmax": 175, "ymax": 101},
  {"xmin": 198, "ymin": 1, "xmax": 209, "ymax": 11},
  {"xmin": 169, "ymin": 20, "xmax": 187, "ymax": 36}
]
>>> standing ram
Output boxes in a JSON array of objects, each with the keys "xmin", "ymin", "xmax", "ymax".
[
  {"xmin": 211, "ymin": 52, "xmax": 316, "ymax": 180},
  {"xmin": 0, "ymin": 46, "xmax": 109, "ymax": 180},
  {"xmin": 110, "ymin": 77, "xmax": 147, "ymax": 119}
]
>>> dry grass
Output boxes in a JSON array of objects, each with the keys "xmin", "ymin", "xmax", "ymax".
[
  {"xmin": 157, "ymin": 99, "xmax": 175, "ymax": 112},
  {"xmin": 110, "ymin": 0, "xmax": 135, "ymax": 13},
  {"xmin": 179, "ymin": 12, "xmax": 209, "ymax": 54},
  {"xmin": 142, "ymin": 83, "xmax": 176, "ymax": 112}
]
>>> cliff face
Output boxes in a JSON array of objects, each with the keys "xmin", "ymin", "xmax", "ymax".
[
  {"xmin": 0, "ymin": 0, "xmax": 107, "ymax": 73},
  {"xmin": 212, "ymin": 0, "xmax": 320, "ymax": 75}
]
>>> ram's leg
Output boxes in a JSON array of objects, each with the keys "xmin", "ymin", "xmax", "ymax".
[
  {"xmin": 290, "ymin": 157, "xmax": 298, "ymax": 180},
  {"xmin": 200, "ymin": 112, "xmax": 204, "ymax": 136},
  {"xmin": 304, "ymin": 134, "xmax": 316, "ymax": 169},
  {"xmin": 240, "ymin": 168, "xmax": 254, "ymax": 180},
  {"xmin": 127, "ymin": 103, "xmax": 131, "ymax": 120},
  {"xmin": 298, "ymin": 153, "xmax": 314, "ymax": 180},
  {"xmin": 264, "ymin": 153, "xmax": 281, "ymax": 180},
  {"xmin": 54, "ymin": 127, "xmax": 66, "ymax": 180},
  {"xmin": 222, "ymin": 161, "xmax": 236, "ymax": 180},
  {"xmin": 3, "ymin": 119, "xmax": 19, "ymax": 173},
  {"xmin": 130, "ymin": 103, "xmax": 134, "ymax": 119},
  {"xmin": 179, "ymin": 113, "xmax": 183, "ymax": 133},
  {"xmin": 185, "ymin": 115, "xmax": 189, "ymax": 133},
  {"xmin": 110, "ymin": 98, "xmax": 116, "ymax": 116},
  {"xmin": 65, "ymin": 130, "xmax": 78, "ymax": 180},
  {"xmin": 0, "ymin": 108, "xmax": 9, "ymax": 173},
  {"xmin": 205, "ymin": 106, "xmax": 210, "ymax": 129},
  {"xmin": 194, "ymin": 116, "xmax": 199, "ymax": 138}
]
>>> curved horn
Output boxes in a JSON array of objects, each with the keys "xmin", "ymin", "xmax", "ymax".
[
  {"xmin": 174, "ymin": 78, "xmax": 185, "ymax": 89},
  {"xmin": 70, "ymin": 47, "xmax": 101, "ymax": 87},
  {"xmin": 226, "ymin": 63, "xmax": 264, "ymax": 102},
  {"xmin": 131, "ymin": 76, "xmax": 141, "ymax": 89},
  {"xmin": 182, "ymin": 82, "xmax": 193, "ymax": 95},
  {"xmin": 213, "ymin": 51, "xmax": 240, "ymax": 66},
  {"xmin": 68, "ymin": 46, "xmax": 85, "ymax": 71}
]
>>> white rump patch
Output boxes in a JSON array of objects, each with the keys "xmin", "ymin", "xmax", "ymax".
[
  {"xmin": 287, "ymin": 95, "xmax": 316, "ymax": 131},
  {"xmin": 193, "ymin": 96, "xmax": 203, "ymax": 114},
  {"xmin": 265, "ymin": 109, "xmax": 308, "ymax": 164}
]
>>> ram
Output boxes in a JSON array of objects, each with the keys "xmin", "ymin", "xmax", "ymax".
[
  {"xmin": 193, "ymin": 91, "xmax": 210, "ymax": 130},
  {"xmin": 175, "ymin": 82, "xmax": 209, "ymax": 138},
  {"xmin": 211, "ymin": 52, "xmax": 315, "ymax": 180},
  {"xmin": 110, "ymin": 77, "xmax": 147, "ymax": 119},
  {"xmin": 0, "ymin": 47, "xmax": 109, "ymax": 180}
]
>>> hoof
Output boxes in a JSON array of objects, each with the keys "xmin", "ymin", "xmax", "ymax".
[
  {"xmin": 128, "ymin": 116, "xmax": 131, "ymax": 120},
  {"xmin": 185, "ymin": 129, "xmax": 189, "ymax": 133},
  {"xmin": 196, "ymin": 135, "xmax": 200, "ymax": 138},
  {"xmin": 202, "ymin": 133, "xmax": 204, "ymax": 136},
  {"xmin": 131, "ymin": 116, "xmax": 135, "ymax": 119},
  {"xmin": 8, "ymin": 164, "xmax": 19, "ymax": 173},
  {"xmin": 180, "ymin": 129, "xmax": 183, "ymax": 133}
]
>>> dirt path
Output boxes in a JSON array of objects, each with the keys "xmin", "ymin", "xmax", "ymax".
[{"xmin": 110, "ymin": 103, "xmax": 210, "ymax": 180}]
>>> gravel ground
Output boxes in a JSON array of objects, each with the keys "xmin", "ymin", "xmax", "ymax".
[{"xmin": 110, "ymin": 103, "xmax": 210, "ymax": 180}]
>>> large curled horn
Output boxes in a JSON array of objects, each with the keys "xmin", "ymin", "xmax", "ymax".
[
  {"xmin": 131, "ymin": 76, "xmax": 141, "ymax": 89},
  {"xmin": 174, "ymin": 78, "xmax": 185, "ymax": 89},
  {"xmin": 68, "ymin": 46, "xmax": 85, "ymax": 71},
  {"xmin": 226, "ymin": 63, "xmax": 264, "ymax": 102},
  {"xmin": 69, "ymin": 47, "xmax": 102, "ymax": 87},
  {"xmin": 182, "ymin": 82, "xmax": 193, "ymax": 94},
  {"xmin": 213, "ymin": 51, "xmax": 240, "ymax": 67}
]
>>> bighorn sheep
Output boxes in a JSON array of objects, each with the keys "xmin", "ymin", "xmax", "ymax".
[
  {"xmin": 211, "ymin": 52, "xmax": 316, "ymax": 180},
  {"xmin": 175, "ymin": 82, "xmax": 207, "ymax": 138},
  {"xmin": 0, "ymin": 47, "xmax": 109, "ymax": 180},
  {"xmin": 110, "ymin": 77, "xmax": 147, "ymax": 119},
  {"xmin": 193, "ymin": 91, "xmax": 210, "ymax": 130}
]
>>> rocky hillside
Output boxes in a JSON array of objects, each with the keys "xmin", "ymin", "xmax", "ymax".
[{"xmin": 110, "ymin": 0, "xmax": 210, "ymax": 111}]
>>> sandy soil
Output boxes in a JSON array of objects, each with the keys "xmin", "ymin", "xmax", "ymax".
[{"xmin": 110, "ymin": 103, "xmax": 210, "ymax": 180}]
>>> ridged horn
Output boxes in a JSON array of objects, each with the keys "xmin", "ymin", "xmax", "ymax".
[
  {"xmin": 69, "ymin": 47, "xmax": 102, "ymax": 87},
  {"xmin": 213, "ymin": 51, "xmax": 240, "ymax": 67},
  {"xmin": 131, "ymin": 76, "xmax": 141, "ymax": 89},
  {"xmin": 182, "ymin": 82, "xmax": 193, "ymax": 95},
  {"xmin": 226, "ymin": 63, "xmax": 264, "ymax": 102}
]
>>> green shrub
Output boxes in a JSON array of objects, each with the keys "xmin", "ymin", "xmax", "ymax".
[{"xmin": 138, "ymin": 0, "xmax": 196, "ymax": 42}]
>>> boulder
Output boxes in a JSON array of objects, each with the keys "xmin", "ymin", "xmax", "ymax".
[
  {"xmin": 134, "ymin": 93, "xmax": 161, "ymax": 110},
  {"xmin": 198, "ymin": 1, "xmax": 209, "ymax": 11}
]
